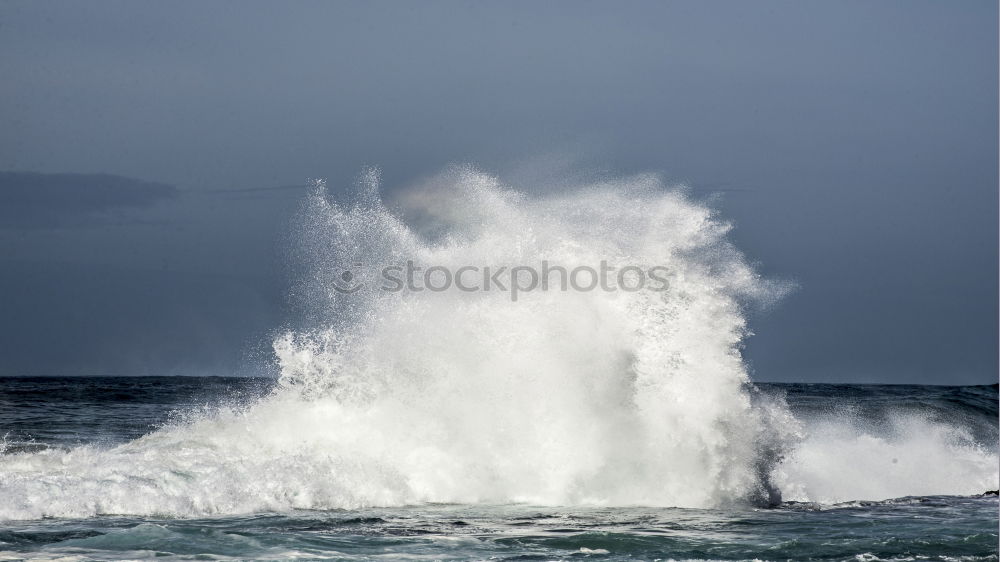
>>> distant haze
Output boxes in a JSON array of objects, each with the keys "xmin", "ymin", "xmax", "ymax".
[{"xmin": 0, "ymin": 1, "xmax": 996, "ymax": 383}]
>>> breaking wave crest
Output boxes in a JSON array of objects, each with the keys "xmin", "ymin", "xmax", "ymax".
[{"xmin": 0, "ymin": 167, "xmax": 994, "ymax": 519}]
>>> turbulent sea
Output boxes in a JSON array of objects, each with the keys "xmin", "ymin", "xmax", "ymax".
[
  {"xmin": 0, "ymin": 168, "xmax": 997, "ymax": 560},
  {"xmin": 0, "ymin": 378, "xmax": 995, "ymax": 561}
]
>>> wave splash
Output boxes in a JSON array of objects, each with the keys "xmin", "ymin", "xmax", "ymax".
[{"xmin": 0, "ymin": 167, "xmax": 994, "ymax": 519}]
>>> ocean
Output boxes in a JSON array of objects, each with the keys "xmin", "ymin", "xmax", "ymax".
[
  {"xmin": 1, "ymin": 171, "xmax": 997, "ymax": 560},
  {"xmin": 0, "ymin": 377, "xmax": 995, "ymax": 560}
]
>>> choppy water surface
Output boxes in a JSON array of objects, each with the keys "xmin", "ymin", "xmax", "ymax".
[
  {"xmin": 0, "ymin": 377, "xmax": 995, "ymax": 561},
  {"xmin": 0, "ymin": 172, "xmax": 995, "ymax": 560}
]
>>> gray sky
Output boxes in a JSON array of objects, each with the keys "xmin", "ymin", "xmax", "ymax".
[{"xmin": 0, "ymin": 0, "xmax": 996, "ymax": 383}]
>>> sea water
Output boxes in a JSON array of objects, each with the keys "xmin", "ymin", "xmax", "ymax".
[
  {"xmin": 0, "ymin": 168, "xmax": 995, "ymax": 560},
  {"xmin": 0, "ymin": 377, "xmax": 995, "ymax": 560}
]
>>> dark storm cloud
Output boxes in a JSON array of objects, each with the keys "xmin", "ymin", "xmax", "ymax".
[
  {"xmin": 0, "ymin": 172, "xmax": 176, "ymax": 228},
  {"xmin": 0, "ymin": 0, "xmax": 995, "ymax": 382}
]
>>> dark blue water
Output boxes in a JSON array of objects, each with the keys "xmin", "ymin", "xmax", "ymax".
[{"xmin": 0, "ymin": 377, "xmax": 996, "ymax": 561}]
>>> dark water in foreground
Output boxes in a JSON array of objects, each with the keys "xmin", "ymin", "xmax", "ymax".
[{"xmin": 0, "ymin": 377, "xmax": 996, "ymax": 561}]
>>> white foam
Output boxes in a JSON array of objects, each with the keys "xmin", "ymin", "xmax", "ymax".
[
  {"xmin": 0, "ymin": 166, "xmax": 994, "ymax": 519},
  {"xmin": 773, "ymin": 413, "xmax": 998, "ymax": 503}
]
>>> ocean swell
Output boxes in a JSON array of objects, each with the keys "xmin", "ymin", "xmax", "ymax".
[{"xmin": 0, "ymin": 167, "xmax": 994, "ymax": 520}]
